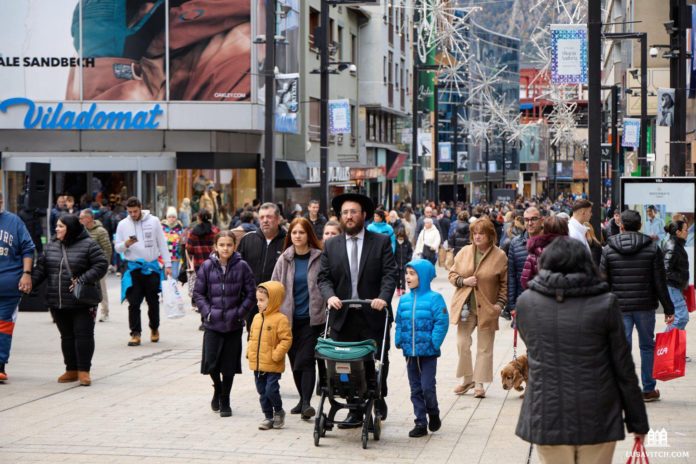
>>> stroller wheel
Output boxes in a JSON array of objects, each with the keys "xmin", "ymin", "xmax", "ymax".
[
  {"xmin": 320, "ymin": 413, "xmax": 327, "ymax": 437},
  {"xmin": 373, "ymin": 416, "xmax": 381, "ymax": 441},
  {"xmin": 313, "ymin": 428, "xmax": 320, "ymax": 447},
  {"xmin": 361, "ymin": 417, "xmax": 370, "ymax": 449}
]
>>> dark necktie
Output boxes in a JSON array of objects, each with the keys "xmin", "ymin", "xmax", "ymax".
[{"xmin": 350, "ymin": 236, "xmax": 359, "ymax": 299}]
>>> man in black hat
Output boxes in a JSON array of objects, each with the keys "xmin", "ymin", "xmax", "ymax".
[{"xmin": 318, "ymin": 193, "xmax": 398, "ymax": 424}]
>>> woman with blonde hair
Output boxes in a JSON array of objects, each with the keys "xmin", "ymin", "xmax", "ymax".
[
  {"xmin": 449, "ymin": 218, "xmax": 508, "ymax": 398},
  {"xmin": 271, "ymin": 217, "xmax": 325, "ymax": 419},
  {"xmin": 584, "ymin": 221, "xmax": 602, "ymax": 267}
]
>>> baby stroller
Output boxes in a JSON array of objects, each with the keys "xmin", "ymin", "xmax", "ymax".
[{"xmin": 313, "ymin": 299, "xmax": 389, "ymax": 449}]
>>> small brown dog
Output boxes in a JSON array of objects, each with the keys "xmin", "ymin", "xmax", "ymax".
[{"xmin": 500, "ymin": 354, "xmax": 528, "ymax": 397}]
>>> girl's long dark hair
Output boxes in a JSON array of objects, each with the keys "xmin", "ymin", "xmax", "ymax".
[{"xmin": 539, "ymin": 237, "xmax": 597, "ymax": 277}]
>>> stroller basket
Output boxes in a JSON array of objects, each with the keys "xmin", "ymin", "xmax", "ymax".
[{"xmin": 315, "ymin": 338, "xmax": 376, "ymax": 362}]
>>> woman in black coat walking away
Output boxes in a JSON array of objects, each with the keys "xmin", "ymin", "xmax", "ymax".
[
  {"xmin": 395, "ymin": 228, "xmax": 413, "ymax": 296},
  {"xmin": 663, "ymin": 220, "xmax": 690, "ymax": 331},
  {"xmin": 32, "ymin": 215, "xmax": 108, "ymax": 386},
  {"xmin": 515, "ymin": 238, "xmax": 648, "ymax": 464}
]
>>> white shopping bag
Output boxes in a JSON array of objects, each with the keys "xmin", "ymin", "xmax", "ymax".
[{"xmin": 162, "ymin": 278, "xmax": 185, "ymax": 319}]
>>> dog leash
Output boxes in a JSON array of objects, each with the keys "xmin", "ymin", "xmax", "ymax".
[
  {"xmin": 513, "ymin": 312, "xmax": 534, "ymax": 464},
  {"xmin": 512, "ymin": 312, "xmax": 518, "ymax": 361}
]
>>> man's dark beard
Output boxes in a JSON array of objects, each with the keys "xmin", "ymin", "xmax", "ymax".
[{"xmin": 342, "ymin": 216, "xmax": 365, "ymax": 235}]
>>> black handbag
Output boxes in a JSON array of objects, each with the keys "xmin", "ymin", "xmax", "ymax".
[
  {"xmin": 61, "ymin": 245, "xmax": 102, "ymax": 306},
  {"xmin": 422, "ymin": 244, "xmax": 437, "ymax": 261}
]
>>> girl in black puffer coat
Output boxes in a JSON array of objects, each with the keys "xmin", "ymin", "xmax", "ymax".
[
  {"xmin": 515, "ymin": 238, "xmax": 648, "ymax": 460},
  {"xmin": 395, "ymin": 228, "xmax": 413, "ymax": 295},
  {"xmin": 32, "ymin": 215, "xmax": 108, "ymax": 386},
  {"xmin": 663, "ymin": 220, "xmax": 690, "ymax": 330}
]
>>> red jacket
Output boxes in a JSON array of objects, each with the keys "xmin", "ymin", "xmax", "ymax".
[
  {"xmin": 520, "ymin": 234, "xmax": 561, "ymax": 290},
  {"xmin": 185, "ymin": 223, "xmax": 219, "ymax": 269}
]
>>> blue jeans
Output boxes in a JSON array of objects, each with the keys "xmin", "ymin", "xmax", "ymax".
[
  {"xmin": 668, "ymin": 286, "xmax": 690, "ymax": 330},
  {"xmin": 0, "ymin": 296, "xmax": 20, "ymax": 364},
  {"xmin": 170, "ymin": 260, "xmax": 180, "ymax": 281},
  {"xmin": 255, "ymin": 372, "xmax": 283, "ymax": 419},
  {"xmin": 406, "ymin": 356, "xmax": 439, "ymax": 426},
  {"xmin": 622, "ymin": 311, "xmax": 656, "ymax": 393}
]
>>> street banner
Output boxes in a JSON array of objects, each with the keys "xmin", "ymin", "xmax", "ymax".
[
  {"xmin": 329, "ymin": 99, "xmax": 351, "ymax": 134},
  {"xmin": 550, "ymin": 25, "xmax": 588, "ymax": 85},
  {"xmin": 657, "ymin": 88, "xmax": 675, "ymax": 127},
  {"xmin": 519, "ymin": 124, "xmax": 541, "ymax": 162},
  {"xmin": 457, "ymin": 151, "xmax": 468, "ymax": 170},
  {"xmin": 622, "ymin": 118, "xmax": 641, "ymax": 148},
  {"xmin": 622, "ymin": 177, "xmax": 696, "ymax": 286},
  {"xmin": 275, "ymin": 73, "xmax": 299, "ymax": 134},
  {"xmin": 438, "ymin": 142, "xmax": 452, "ymax": 162},
  {"xmin": 418, "ymin": 131, "xmax": 433, "ymax": 159},
  {"xmin": 0, "ymin": 1, "xmax": 251, "ymax": 102}
]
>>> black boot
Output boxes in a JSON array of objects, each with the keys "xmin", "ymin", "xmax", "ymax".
[
  {"xmin": 211, "ymin": 384, "xmax": 220, "ymax": 412},
  {"xmin": 409, "ymin": 425, "xmax": 428, "ymax": 437},
  {"xmin": 290, "ymin": 400, "xmax": 303, "ymax": 414},
  {"xmin": 301, "ymin": 402, "xmax": 316, "ymax": 420},
  {"xmin": 219, "ymin": 397, "xmax": 232, "ymax": 417},
  {"xmin": 428, "ymin": 413, "xmax": 442, "ymax": 432}
]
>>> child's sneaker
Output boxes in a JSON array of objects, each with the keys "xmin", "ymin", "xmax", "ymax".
[
  {"xmin": 273, "ymin": 410, "xmax": 286, "ymax": 428},
  {"xmin": 259, "ymin": 418, "xmax": 274, "ymax": 430}
]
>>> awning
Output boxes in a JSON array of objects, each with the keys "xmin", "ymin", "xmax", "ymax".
[
  {"xmin": 176, "ymin": 152, "xmax": 258, "ymax": 169},
  {"xmin": 386, "ymin": 151, "xmax": 408, "ymax": 179},
  {"xmin": 275, "ymin": 160, "xmax": 308, "ymax": 188}
]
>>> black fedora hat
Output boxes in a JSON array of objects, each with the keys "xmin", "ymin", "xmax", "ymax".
[{"xmin": 331, "ymin": 193, "xmax": 374, "ymax": 219}]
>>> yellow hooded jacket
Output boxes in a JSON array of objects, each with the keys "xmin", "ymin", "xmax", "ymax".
[{"xmin": 247, "ymin": 281, "xmax": 293, "ymax": 373}]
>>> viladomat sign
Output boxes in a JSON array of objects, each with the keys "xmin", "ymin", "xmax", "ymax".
[{"xmin": 0, "ymin": 98, "xmax": 164, "ymax": 130}]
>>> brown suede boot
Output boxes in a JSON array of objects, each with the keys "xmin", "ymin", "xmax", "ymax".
[
  {"xmin": 58, "ymin": 370, "xmax": 78, "ymax": 383},
  {"xmin": 78, "ymin": 371, "xmax": 91, "ymax": 386},
  {"xmin": 150, "ymin": 329, "xmax": 160, "ymax": 343},
  {"xmin": 128, "ymin": 334, "xmax": 141, "ymax": 346}
]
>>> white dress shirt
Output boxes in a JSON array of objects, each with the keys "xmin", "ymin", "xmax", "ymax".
[{"xmin": 346, "ymin": 228, "xmax": 365, "ymax": 273}]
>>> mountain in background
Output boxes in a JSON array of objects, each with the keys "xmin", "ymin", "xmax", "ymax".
[{"xmin": 459, "ymin": 0, "xmax": 573, "ymax": 67}]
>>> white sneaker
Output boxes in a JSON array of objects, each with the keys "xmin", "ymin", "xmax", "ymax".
[
  {"xmin": 99, "ymin": 315, "xmax": 109, "ymax": 322},
  {"xmin": 259, "ymin": 418, "xmax": 274, "ymax": 430}
]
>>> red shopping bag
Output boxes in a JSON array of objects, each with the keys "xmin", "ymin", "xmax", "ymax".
[
  {"xmin": 652, "ymin": 327, "xmax": 686, "ymax": 381},
  {"xmin": 683, "ymin": 285, "xmax": 696, "ymax": 313},
  {"xmin": 626, "ymin": 437, "xmax": 649, "ymax": 464}
]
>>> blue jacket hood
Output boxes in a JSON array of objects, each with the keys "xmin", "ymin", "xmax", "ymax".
[{"xmin": 406, "ymin": 258, "xmax": 436, "ymax": 296}]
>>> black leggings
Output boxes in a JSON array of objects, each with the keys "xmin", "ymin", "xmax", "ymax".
[
  {"xmin": 292, "ymin": 369, "xmax": 316, "ymax": 404},
  {"xmin": 53, "ymin": 307, "xmax": 96, "ymax": 372},
  {"xmin": 210, "ymin": 371, "xmax": 234, "ymax": 398}
]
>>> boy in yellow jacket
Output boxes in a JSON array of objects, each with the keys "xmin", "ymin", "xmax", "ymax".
[{"xmin": 248, "ymin": 281, "xmax": 292, "ymax": 430}]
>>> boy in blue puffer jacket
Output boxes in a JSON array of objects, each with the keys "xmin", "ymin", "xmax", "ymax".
[{"xmin": 394, "ymin": 258, "xmax": 449, "ymax": 438}]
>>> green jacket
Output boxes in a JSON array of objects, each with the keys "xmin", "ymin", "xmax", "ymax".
[{"xmin": 86, "ymin": 220, "xmax": 112, "ymax": 263}]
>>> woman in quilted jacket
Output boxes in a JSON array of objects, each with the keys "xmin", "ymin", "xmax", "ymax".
[
  {"xmin": 193, "ymin": 231, "xmax": 256, "ymax": 418},
  {"xmin": 395, "ymin": 259, "xmax": 449, "ymax": 438},
  {"xmin": 32, "ymin": 214, "xmax": 108, "ymax": 387},
  {"xmin": 520, "ymin": 215, "xmax": 568, "ymax": 289}
]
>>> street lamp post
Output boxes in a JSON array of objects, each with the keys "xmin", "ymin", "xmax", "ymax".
[
  {"xmin": 262, "ymin": 0, "xmax": 277, "ymax": 203},
  {"xmin": 484, "ymin": 137, "xmax": 490, "ymax": 202},
  {"xmin": 452, "ymin": 108, "xmax": 458, "ymax": 203},
  {"xmin": 602, "ymin": 32, "xmax": 648, "ymax": 174},
  {"xmin": 670, "ymin": 0, "xmax": 688, "ymax": 176},
  {"xmin": 318, "ymin": 0, "xmax": 330, "ymax": 216},
  {"xmin": 501, "ymin": 136, "xmax": 506, "ymax": 189}
]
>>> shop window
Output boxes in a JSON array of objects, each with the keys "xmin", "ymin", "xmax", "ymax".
[
  {"xmin": 309, "ymin": 8, "xmax": 319, "ymax": 50},
  {"xmin": 143, "ymin": 171, "xmax": 176, "ymax": 220},
  {"xmin": 309, "ymin": 97, "xmax": 321, "ymax": 141}
]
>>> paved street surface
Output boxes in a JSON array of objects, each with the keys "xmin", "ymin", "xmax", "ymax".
[{"xmin": 1, "ymin": 270, "xmax": 694, "ymax": 463}]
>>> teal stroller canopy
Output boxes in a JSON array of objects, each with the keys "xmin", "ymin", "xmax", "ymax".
[{"xmin": 315, "ymin": 338, "xmax": 377, "ymax": 362}]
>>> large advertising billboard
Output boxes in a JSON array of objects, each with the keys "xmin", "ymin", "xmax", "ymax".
[
  {"xmin": 0, "ymin": 0, "xmax": 251, "ymax": 102},
  {"xmin": 622, "ymin": 177, "xmax": 696, "ymax": 286}
]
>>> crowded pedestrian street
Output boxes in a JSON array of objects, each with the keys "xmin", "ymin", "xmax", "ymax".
[{"xmin": 1, "ymin": 270, "xmax": 693, "ymax": 464}]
